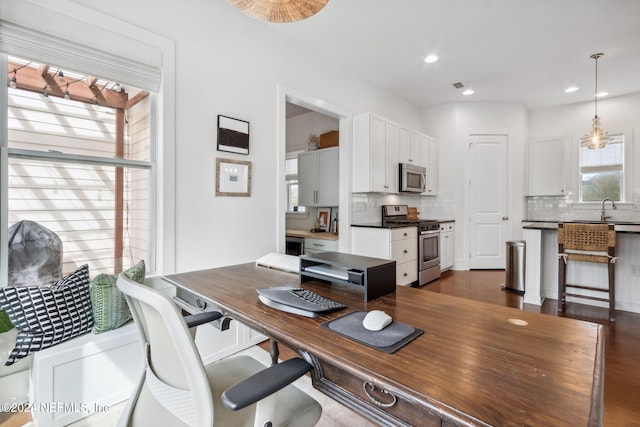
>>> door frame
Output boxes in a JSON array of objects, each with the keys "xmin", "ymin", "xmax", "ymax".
[{"xmin": 276, "ymin": 85, "xmax": 352, "ymax": 254}]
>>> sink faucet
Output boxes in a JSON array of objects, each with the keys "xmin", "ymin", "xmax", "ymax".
[{"xmin": 600, "ymin": 198, "xmax": 617, "ymax": 222}]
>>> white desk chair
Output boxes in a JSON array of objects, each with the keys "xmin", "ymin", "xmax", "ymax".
[{"xmin": 116, "ymin": 273, "xmax": 322, "ymax": 427}]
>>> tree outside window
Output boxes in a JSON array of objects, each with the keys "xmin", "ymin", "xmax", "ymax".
[{"xmin": 579, "ymin": 134, "xmax": 624, "ymax": 202}]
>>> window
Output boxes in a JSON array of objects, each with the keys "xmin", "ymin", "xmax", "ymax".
[
  {"xmin": 579, "ymin": 134, "xmax": 625, "ymax": 202},
  {"xmin": 285, "ymin": 155, "xmax": 306, "ymax": 214},
  {"xmin": 5, "ymin": 57, "xmax": 153, "ymax": 276}
]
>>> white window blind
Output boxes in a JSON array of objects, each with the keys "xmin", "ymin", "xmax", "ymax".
[{"xmin": 0, "ymin": 20, "xmax": 161, "ymax": 91}]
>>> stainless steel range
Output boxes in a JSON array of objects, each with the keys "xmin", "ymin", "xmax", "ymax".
[{"xmin": 382, "ymin": 205, "xmax": 441, "ymax": 286}]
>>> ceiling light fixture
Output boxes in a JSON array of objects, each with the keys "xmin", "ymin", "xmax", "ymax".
[
  {"xmin": 424, "ymin": 54, "xmax": 438, "ymax": 64},
  {"xmin": 229, "ymin": 0, "xmax": 329, "ymax": 23},
  {"xmin": 462, "ymin": 89, "xmax": 474, "ymax": 96},
  {"xmin": 565, "ymin": 86, "xmax": 579, "ymax": 93},
  {"xmin": 580, "ymin": 53, "xmax": 611, "ymax": 150}
]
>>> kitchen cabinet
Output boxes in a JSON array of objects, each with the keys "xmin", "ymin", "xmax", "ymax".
[
  {"xmin": 439, "ymin": 222, "xmax": 455, "ymax": 271},
  {"xmin": 298, "ymin": 146, "xmax": 339, "ymax": 206},
  {"xmin": 398, "ymin": 127, "xmax": 423, "ymax": 166},
  {"xmin": 351, "ymin": 226, "xmax": 417, "ymax": 286},
  {"xmin": 304, "ymin": 237, "xmax": 337, "ymax": 255},
  {"xmin": 353, "ymin": 113, "xmax": 398, "ymax": 193},
  {"xmin": 527, "ymin": 137, "xmax": 567, "ymax": 196},
  {"xmin": 421, "ymin": 133, "xmax": 439, "ymax": 195}
]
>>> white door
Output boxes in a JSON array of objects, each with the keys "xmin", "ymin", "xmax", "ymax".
[{"xmin": 469, "ymin": 134, "xmax": 508, "ymax": 269}]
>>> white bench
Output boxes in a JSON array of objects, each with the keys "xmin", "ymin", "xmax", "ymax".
[{"xmin": 30, "ymin": 322, "xmax": 142, "ymax": 427}]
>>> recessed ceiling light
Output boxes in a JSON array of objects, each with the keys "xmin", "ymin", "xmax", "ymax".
[
  {"xmin": 424, "ymin": 55, "xmax": 438, "ymax": 63},
  {"xmin": 462, "ymin": 89, "xmax": 474, "ymax": 96},
  {"xmin": 565, "ymin": 86, "xmax": 579, "ymax": 93},
  {"xmin": 596, "ymin": 91, "xmax": 609, "ymax": 98}
]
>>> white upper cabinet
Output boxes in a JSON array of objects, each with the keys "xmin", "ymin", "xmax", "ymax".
[
  {"xmin": 421, "ymin": 134, "xmax": 439, "ymax": 195},
  {"xmin": 398, "ymin": 127, "xmax": 423, "ymax": 166},
  {"xmin": 527, "ymin": 137, "xmax": 567, "ymax": 196},
  {"xmin": 298, "ymin": 147, "xmax": 339, "ymax": 206},
  {"xmin": 353, "ymin": 113, "xmax": 398, "ymax": 193}
]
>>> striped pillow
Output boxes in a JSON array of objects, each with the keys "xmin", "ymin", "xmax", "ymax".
[{"xmin": 0, "ymin": 265, "xmax": 93, "ymax": 366}]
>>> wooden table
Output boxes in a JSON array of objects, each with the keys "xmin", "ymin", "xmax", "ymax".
[{"xmin": 164, "ymin": 263, "xmax": 604, "ymax": 427}]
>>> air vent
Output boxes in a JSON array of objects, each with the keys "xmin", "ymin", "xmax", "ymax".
[{"xmin": 452, "ymin": 82, "xmax": 465, "ymax": 89}]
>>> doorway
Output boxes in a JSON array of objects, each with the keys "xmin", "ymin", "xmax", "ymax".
[
  {"xmin": 276, "ymin": 85, "xmax": 351, "ymax": 255},
  {"xmin": 468, "ymin": 134, "xmax": 508, "ymax": 269}
]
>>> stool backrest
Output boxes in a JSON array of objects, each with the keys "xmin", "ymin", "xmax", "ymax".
[{"xmin": 558, "ymin": 223, "xmax": 615, "ymax": 257}]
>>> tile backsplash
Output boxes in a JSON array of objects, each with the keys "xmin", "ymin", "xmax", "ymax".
[{"xmin": 526, "ymin": 196, "xmax": 640, "ymax": 223}]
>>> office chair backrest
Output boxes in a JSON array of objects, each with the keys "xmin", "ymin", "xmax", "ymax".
[{"xmin": 117, "ymin": 273, "xmax": 214, "ymax": 426}]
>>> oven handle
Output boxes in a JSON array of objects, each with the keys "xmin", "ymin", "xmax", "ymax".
[{"xmin": 420, "ymin": 230, "xmax": 440, "ymax": 235}]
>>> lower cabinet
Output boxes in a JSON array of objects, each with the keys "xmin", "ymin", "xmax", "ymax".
[
  {"xmin": 304, "ymin": 237, "xmax": 337, "ymax": 255},
  {"xmin": 439, "ymin": 222, "xmax": 455, "ymax": 271},
  {"xmin": 351, "ymin": 226, "xmax": 417, "ymax": 286}
]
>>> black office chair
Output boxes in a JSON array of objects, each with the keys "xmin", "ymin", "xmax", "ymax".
[{"xmin": 116, "ymin": 273, "xmax": 322, "ymax": 426}]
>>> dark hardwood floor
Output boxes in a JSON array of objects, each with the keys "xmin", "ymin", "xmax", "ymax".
[
  {"xmin": 426, "ymin": 269, "xmax": 640, "ymax": 427},
  {"xmin": 266, "ymin": 269, "xmax": 640, "ymax": 426}
]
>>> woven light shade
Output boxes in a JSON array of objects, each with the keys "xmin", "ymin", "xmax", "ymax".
[{"xmin": 230, "ymin": 0, "xmax": 329, "ymax": 23}]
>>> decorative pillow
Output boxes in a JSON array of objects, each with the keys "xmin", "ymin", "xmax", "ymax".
[
  {"xmin": 0, "ymin": 264, "xmax": 93, "ymax": 366},
  {"xmin": 90, "ymin": 260, "xmax": 145, "ymax": 334}
]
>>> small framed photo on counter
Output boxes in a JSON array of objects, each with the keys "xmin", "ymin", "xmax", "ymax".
[{"xmin": 316, "ymin": 208, "xmax": 331, "ymax": 232}]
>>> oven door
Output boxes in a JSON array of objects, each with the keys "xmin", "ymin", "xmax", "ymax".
[{"xmin": 419, "ymin": 231, "xmax": 440, "ymax": 271}]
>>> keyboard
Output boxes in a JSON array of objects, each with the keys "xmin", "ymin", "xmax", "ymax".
[{"xmin": 257, "ymin": 287, "xmax": 346, "ymax": 318}]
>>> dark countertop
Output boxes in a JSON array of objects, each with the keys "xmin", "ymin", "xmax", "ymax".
[
  {"xmin": 523, "ymin": 220, "xmax": 640, "ymax": 233},
  {"xmin": 352, "ymin": 219, "xmax": 455, "ymax": 229}
]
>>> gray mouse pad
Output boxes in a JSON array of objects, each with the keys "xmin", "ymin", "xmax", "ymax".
[{"xmin": 320, "ymin": 311, "xmax": 423, "ymax": 353}]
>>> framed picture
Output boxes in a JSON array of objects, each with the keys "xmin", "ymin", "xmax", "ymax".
[
  {"xmin": 216, "ymin": 158, "xmax": 251, "ymax": 197},
  {"xmin": 316, "ymin": 207, "xmax": 331, "ymax": 232},
  {"xmin": 217, "ymin": 115, "xmax": 249, "ymax": 155}
]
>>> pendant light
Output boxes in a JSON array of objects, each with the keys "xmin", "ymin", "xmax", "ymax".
[
  {"xmin": 580, "ymin": 53, "xmax": 611, "ymax": 150},
  {"xmin": 229, "ymin": 0, "xmax": 329, "ymax": 23}
]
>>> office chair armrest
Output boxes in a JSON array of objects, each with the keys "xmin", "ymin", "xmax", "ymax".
[
  {"xmin": 183, "ymin": 311, "xmax": 223, "ymax": 328},
  {"xmin": 221, "ymin": 358, "xmax": 312, "ymax": 411}
]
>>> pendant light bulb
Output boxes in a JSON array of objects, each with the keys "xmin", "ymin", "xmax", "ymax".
[
  {"xmin": 580, "ymin": 53, "xmax": 611, "ymax": 149},
  {"xmin": 10, "ymin": 75, "xmax": 17, "ymax": 89}
]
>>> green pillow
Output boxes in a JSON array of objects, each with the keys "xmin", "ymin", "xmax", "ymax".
[{"xmin": 90, "ymin": 260, "xmax": 145, "ymax": 334}]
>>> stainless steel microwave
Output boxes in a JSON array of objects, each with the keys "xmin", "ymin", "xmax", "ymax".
[{"xmin": 399, "ymin": 163, "xmax": 426, "ymax": 193}]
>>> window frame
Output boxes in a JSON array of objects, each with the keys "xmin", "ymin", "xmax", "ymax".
[
  {"xmin": 577, "ymin": 130, "xmax": 632, "ymax": 204},
  {"xmin": 285, "ymin": 151, "xmax": 308, "ymax": 218},
  {"xmin": 0, "ymin": 3, "xmax": 176, "ymax": 285}
]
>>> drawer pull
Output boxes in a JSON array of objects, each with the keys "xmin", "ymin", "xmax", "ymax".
[
  {"xmin": 403, "ymin": 249, "xmax": 408, "ymax": 254},
  {"xmin": 363, "ymin": 381, "xmax": 397, "ymax": 408}
]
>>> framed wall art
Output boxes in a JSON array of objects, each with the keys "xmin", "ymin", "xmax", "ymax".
[
  {"xmin": 216, "ymin": 158, "xmax": 251, "ymax": 197},
  {"xmin": 217, "ymin": 115, "xmax": 249, "ymax": 155}
]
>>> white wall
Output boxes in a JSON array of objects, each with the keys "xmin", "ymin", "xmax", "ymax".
[
  {"xmin": 286, "ymin": 111, "xmax": 338, "ymax": 153},
  {"xmin": 65, "ymin": 0, "xmax": 423, "ymax": 272},
  {"xmin": 423, "ymin": 102, "xmax": 528, "ymax": 270}
]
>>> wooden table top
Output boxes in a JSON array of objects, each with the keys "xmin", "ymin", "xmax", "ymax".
[{"xmin": 164, "ymin": 263, "xmax": 604, "ymax": 426}]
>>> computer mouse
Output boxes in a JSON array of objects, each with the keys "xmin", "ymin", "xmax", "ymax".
[{"xmin": 362, "ymin": 310, "xmax": 392, "ymax": 331}]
